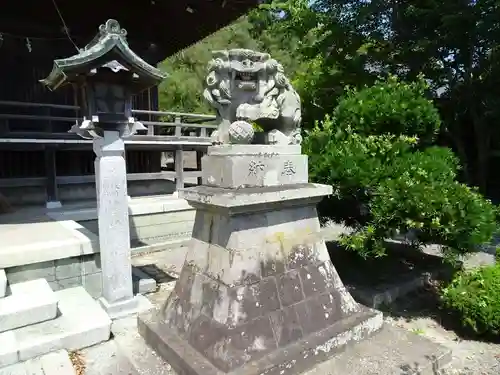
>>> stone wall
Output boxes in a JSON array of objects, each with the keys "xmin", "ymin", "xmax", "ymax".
[
  {"xmin": 6, "ymin": 254, "xmax": 103, "ymax": 298},
  {"xmin": 3, "ymin": 179, "xmax": 177, "ymax": 206},
  {"xmin": 3, "ymin": 199, "xmax": 196, "ymax": 297},
  {"xmin": 79, "ymin": 209, "xmax": 195, "ymax": 248}
]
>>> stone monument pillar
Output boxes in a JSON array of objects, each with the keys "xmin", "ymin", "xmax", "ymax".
[
  {"xmin": 93, "ymin": 131, "xmax": 145, "ymax": 318},
  {"xmin": 139, "ymin": 144, "xmax": 383, "ymax": 375}
]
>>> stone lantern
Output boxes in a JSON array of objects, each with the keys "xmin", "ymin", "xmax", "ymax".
[{"xmin": 41, "ymin": 19, "xmax": 166, "ymax": 318}]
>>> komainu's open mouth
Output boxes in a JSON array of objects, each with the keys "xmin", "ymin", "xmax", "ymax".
[
  {"xmin": 235, "ymin": 71, "xmax": 258, "ymax": 82},
  {"xmin": 234, "ymin": 71, "xmax": 258, "ymax": 91}
]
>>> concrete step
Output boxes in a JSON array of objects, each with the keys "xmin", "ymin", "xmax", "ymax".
[
  {"xmin": 0, "ymin": 270, "xmax": 6, "ymax": 298},
  {"xmin": 0, "ymin": 286, "xmax": 111, "ymax": 368},
  {"xmin": 0, "ymin": 278, "xmax": 58, "ymax": 332},
  {"xmin": 111, "ymin": 315, "xmax": 174, "ymax": 375},
  {"xmin": 0, "ymin": 350, "xmax": 75, "ymax": 375}
]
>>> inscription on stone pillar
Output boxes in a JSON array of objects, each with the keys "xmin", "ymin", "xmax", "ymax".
[
  {"xmin": 248, "ymin": 160, "xmax": 265, "ymax": 176},
  {"xmin": 281, "ymin": 160, "xmax": 296, "ymax": 176}
]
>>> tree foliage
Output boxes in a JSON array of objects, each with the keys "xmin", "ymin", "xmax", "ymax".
[
  {"xmin": 304, "ymin": 78, "xmax": 498, "ymax": 260},
  {"xmin": 255, "ymin": 0, "xmax": 500, "ymax": 193},
  {"xmin": 156, "ymin": 0, "xmax": 500, "ymax": 258},
  {"xmin": 158, "ymin": 15, "xmax": 306, "ymax": 114},
  {"xmin": 158, "ymin": 18, "xmax": 259, "ymax": 114},
  {"xmin": 333, "ymin": 76, "xmax": 442, "ymax": 145}
]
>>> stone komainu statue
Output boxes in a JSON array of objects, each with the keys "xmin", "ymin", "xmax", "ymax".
[{"xmin": 203, "ymin": 48, "xmax": 302, "ymax": 145}]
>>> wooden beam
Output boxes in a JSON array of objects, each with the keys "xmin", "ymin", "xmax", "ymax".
[
  {"xmin": 0, "ymin": 171, "xmax": 202, "ymax": 188},
  {"xmin": 0, "ymin": 134, "xmax": 212, "ymax": 145}
]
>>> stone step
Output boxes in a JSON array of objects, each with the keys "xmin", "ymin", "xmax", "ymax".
[
  {"xmin": 0, "ymin": 270, "xmax": 6, "ymax": 298},
  {"xmin": 0, "ymin": 286, "xmax": 111, "ymax": 368},
  {"xmin": 0, "ymin": 350, "xmax": 75, "ymax": 375},
  {"xmin": 0, "ymin": 279, "xmax": 58, "ymax": 332},
  {"xmin": 111, "ymin": 315, "xmax": 174, "ymax": 375}
]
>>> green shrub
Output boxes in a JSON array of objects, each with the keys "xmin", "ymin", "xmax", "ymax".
[
  {"xmin": 303, "ymin": 77, "xmax": 499, "ymax": 260},
  {"xmin": 333, "ymin": 75, "xmax": 442, "ymax": 144},
  {"xmin": 369, "ymin": 149, "xmax": 498, "ymax": 259},
  {"xmin": 441, "ymin": 264, "xmax": 500, "ymax": 336}
]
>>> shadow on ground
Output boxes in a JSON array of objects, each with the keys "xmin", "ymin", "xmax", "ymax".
[
  {"xmin": 134, "ymin": 264, "xmax": 176, "ymax": 284},
  {"xmin": 327, "ymin": 240, "xmax": 456, "ymax": 289},
  {"xmin": 327, "ymin": 240, "xmax": 499, "ymax": 344}
]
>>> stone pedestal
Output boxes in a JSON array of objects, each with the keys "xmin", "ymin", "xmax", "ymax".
[
  {"xmin": 94, "ymin": 131, "xmax": 150, "ymax": 319},
  {"xmin": 201, "ymin": 145, "xmax": 308, "ymax": 188},
  {"xmin": 139, "ymin": 145, "xmax": 383, "ymax": 375}
]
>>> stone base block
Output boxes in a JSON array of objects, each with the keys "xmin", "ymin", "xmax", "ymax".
[
  {"xmin": 181, "ymin": 183, "xmax": 332, "ymax": 215},
  {"xmin": 0, "ymin": 287, "xmax": 111, "ymax": 368},
  {"xmin": 0, "ymin": 270, "xmax": 6, "ymax": 298},
  {"xmin": 202, "ymin": 145, "xmax": 307, "ymax": 188},
  {"xmin": 139, "ymin": 308, "xmax": 382, "ymax": 375},
  {"xmin": 99, "ymin": 294, "xmax": 152, "ymax": 320},
  {"xmin": 0, "ymin": 279, "xmax": 58, "ymax": 333},
  {"xmin": 140, "ymin": 182, "xmax": 385, "ymax": 374},
  {"xmin": 132, "ymin": 267, "xmax": 157, "ymax": 294},
  {"xmin": 45, "ymin": 201, "xmax": 62, "ymax": 210}
]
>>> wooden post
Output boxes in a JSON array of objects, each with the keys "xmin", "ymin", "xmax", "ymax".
[
  {"xmin": 196, "ymin": 150, "xmax": 203, "ymax": 186},
  {"xmin": 124, "ymin": 149, "xmax": 132, "ymax": 201},
  {"xmin": 147, "ymin": 124, "xmax": 155, "ymax": 136},
  {"xmin": 0, "ymin": 119, "xmax": 9, "ymax": 135},
  {"xmin": 147, "ymin": 89, "xmax": 154, "ymax": 135},
  {"xmin": 174, "ymin": 116, "xmax": 182, "ymax": 137},
  {"xmin": 44, "ymin": 146, "xmax": 61, "ymax": 209},
  {"xmin": 174, "ymin": 117, "xmax": 184, "ymax": 193},
  {"xmin": 44, "ymin": 107, "xmax": 61, "ymax": 209},
  {"xmin": 174, "ymin": 146, "xmax": 184, "ymax": 192}
]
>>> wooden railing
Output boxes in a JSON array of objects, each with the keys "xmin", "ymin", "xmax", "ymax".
[
  {"xmin": 0, "ymin": 100, "xmax": 218, "ymax": 206},
  {"xmin": 0, "ymin": 100, "xmax": 218, "ymax": 140}
]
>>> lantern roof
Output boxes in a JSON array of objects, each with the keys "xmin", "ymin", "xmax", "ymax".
[{"xmin": 40, "ymin": 19, "xmax": 167, "ymax": 93}]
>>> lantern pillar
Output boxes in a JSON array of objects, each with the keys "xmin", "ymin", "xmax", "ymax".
[{"xmin": 93, "ymin": 130, "xmax": 140, "ymax": 318}]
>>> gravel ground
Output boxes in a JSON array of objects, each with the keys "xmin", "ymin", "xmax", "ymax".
[
  {"xmin": 383, "ymin": 285, "xmax": 500, "ymax": 375},
  {"xmin": 322, "ymin": 222, "xmax": 500, "ymax": 374}
]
